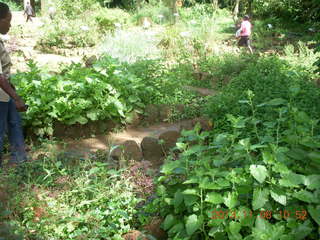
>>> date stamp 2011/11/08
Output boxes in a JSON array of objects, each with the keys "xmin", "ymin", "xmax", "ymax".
[{"xmin": 211, "ymin": 209, "xmax": 308, "ymax": 220}]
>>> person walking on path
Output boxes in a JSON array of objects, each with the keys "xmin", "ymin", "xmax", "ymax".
[
  {"xmin": 24, "ymin": 2, "xmax": 34, "ymax": 22},
  {"xmin": 237, "ymin": 15, "xmax": 253, "ymax": 54},
  {"xmin": 0, "ymin": 2, "xmax": 28, "ymax": 168}
]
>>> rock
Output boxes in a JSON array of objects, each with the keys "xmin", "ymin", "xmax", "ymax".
[
  {"xmin": 158, "ymin": 130, "xmax": 180, "ymax": 152},
  {"xmin": 122, "ymin": 230, "xmax": 148, "ymax": 240},
  {"xmin": 141, "ymin": 136, "xmax": 164, "ymax": 162},
  {"xmin": 159, "ymin": 104, "xmax": 172, "ymax": 121},
  {"xmin": 143, "ymin": 217, "xmax": 167, "ymax": 240},
  {"xmin": 144, "ymin": 104, "xmax": 160, "ymax": 123},
  {"xmin": 174, "ymin": 104, "xmax": 185, "ymax": 114},
  {"xmin": 179, "ymin": 120, "xmax": 194, "ymax": 131},
  {"xmin": 110, "ymin": 140, "xmax": 143, "ymax": 161},
  {"xmin": 192, "ymin": 117, "xmax": 213, "ymax": 131}
]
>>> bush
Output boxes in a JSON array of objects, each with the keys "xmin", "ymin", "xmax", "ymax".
[
  {"xmin": 4, "ymin": 0, "xmax": 22, "ymax": 11},
  {"xmin": 37, "ymin": 18, "xmax": 100, "ymax": 49},
  {"xmin": 205, "ymin": 56, "xmax": 320, "ymax": 129},
  {"xmin": 12, "ymin": 57, "xmax": 197, "ymax": 136},
  {"xmin": 38, "ymin": 4, "xmax": 131, "ymax": 50},
  {"xmin": 150, "ymin": 94, "xmax": 320, "ymax": 239},
  {"xmin": 93, "ymin": 8, "xmax": 131, "ymax": 32},
  {"xmin": 100, "ymin": 28, "xmax": 161, "ymax": 63}
]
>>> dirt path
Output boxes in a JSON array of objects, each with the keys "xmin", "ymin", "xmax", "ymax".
[{"xmin": 6, "ymin": 11, "xmax": 82, "ymax": 73}]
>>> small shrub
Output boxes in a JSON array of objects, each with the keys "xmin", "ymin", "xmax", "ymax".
[
  {"xmin": 205, "ymin": 56, "xmax": 320, "ymax": 129},
  {"xmin": 150, "ymin": 95, "xmax": 320, "ymax": 239}
]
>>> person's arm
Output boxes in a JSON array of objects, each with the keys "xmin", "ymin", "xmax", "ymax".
[
  {"xmin": 0, "ymin": 74, "xmax": 27, "ymax": 112},
  {"xmin": 240, "ymin": 22, "xmax": 244, "ymax": 34}
]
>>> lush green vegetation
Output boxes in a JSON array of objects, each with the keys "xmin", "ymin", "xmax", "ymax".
[
  {"xmin": 1, "ymin": 0, "xmax": 320, "ymax": 239},
  {"xmin": 150, "ymin": 59, "xmax": 320, "ymax": 239}
]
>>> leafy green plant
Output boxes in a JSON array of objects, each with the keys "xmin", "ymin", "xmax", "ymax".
[
  {"xmin": 11, "ymin": 57, "xmax": 198, "ymax": 136},
  {"xmin": 3, "ymin": 0, "xmax": 22, "ymax": 11},
  {"xmin": 1, "ymin": 151, "xmax": 142, "ymax": 240},
  {"xmin": 37, "ymin": 18, "xmax": 100, "ymax": 49},
  {"xmin": 100, "ymin": 28, "xmax": 161, "ymax": 63},
  {"xmin": 206, "ymin": 56, "xmax": 320, "ymax": 129},
  {"xmin": 150, "ymin": 92, "xmax": 320, "ymax": 239}
]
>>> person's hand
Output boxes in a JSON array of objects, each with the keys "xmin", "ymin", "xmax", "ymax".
[
  {"xmin": 10, "ymin": 83, "xmax": 16, "ymax": 90},
  {"xmin": 14, "ymin": 98, "xmax": 28, "ymax": 112}
]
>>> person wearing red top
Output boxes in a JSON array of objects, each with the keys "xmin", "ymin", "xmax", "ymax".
[{"xmin": 238, "ymin": 15, "xmax": 253, "ymax": 54}]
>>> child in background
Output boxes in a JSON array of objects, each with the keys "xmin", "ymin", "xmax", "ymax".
[{"xmin": 237, "ymin": 15, "xmax": 253, "ymax": 54}]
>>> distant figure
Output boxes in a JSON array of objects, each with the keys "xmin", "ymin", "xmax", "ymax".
[
  {"xmin": 48, "ymin": 6, "xmax": 56, "ymax": 20},
  {"xmin": 139, "ymin": 17, "xmax": 152, "ymax": 30},
  {"xmin": 24, "ymin": 2, "xmax": 34, "ymax": 22},
  {"xmin": 237, "ymin": 15, "xmax": 253, "ymax": 54}
]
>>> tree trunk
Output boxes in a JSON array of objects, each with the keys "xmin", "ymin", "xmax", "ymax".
[
  {"xmin": 248, "ymin": 0, "xmax": 253, "ymax": 18},
  {"xmin": 233, "ymin": 0, "xmax": 240, "ymax": 24}
]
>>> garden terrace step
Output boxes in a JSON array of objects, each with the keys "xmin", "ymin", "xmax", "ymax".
[{"xmin": 38, "ymin": 118, "xmax": 212, "ymax": 167}]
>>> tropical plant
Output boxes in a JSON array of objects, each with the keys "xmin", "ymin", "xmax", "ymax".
[{"xmin": 151, "ymin": 91, "xmax": 320, "ymax": 239}]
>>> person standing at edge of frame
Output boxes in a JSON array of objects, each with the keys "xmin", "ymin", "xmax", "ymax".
[
  {"xmin": 238, "ymin": 15, "xmax": 253, "ymax": 54},
  {"xmin": 0, "ymin": 2, "xmax": 28, "ymax": 168},
  {"xmin": 24, "ymin": 1, "xmax": 34, "ymax": 22}
]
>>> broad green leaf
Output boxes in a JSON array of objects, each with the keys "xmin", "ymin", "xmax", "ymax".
[
  {"xmin": 289, "ymin": 220, "xmax": 313, "ymax": 240},
  {"xmin": 252, "ymin": 188, "xmax": 269, "ymax": 210},
  {"xmin": 182, "ymin": 189, "xmax": 198, "ymax": 195},
  {"xmin": 216, "ymin": 178, "xmax": 231, "ymax": 188},
  {"xmin": 200, "ymin": 177, "xmax": 222, "ymax": 190},
  {"xmin": 308, "ymin": 151, "xmax": 320, "ymax": 164},
  {"xmin": 279, "ymin": 173, "xmax": 305, "ymax": 188},
  {"xmin": 294, "ymin": 111, "xmax": 311, "ymax": 123},
  {"xmin": 168, "ymin": 222, "xmax": 184, "ymax": 235},
  {"xmin": 176, "ymin": 142, "xmax": 187, "ymax": 151},
  {"xmin": 229, "ymin": 221, "xmax": 242, "ymax": 238},
  {"xmin": 161, "ymin": 161, "xmax": 182, "ymax": 175},
  {"xmin": 87, "ymin": 111, "xmax": 98, "ymax": 121},
  {"xmin": 270, "ymin": 189, "xmax": 286, "ymax": 206},
  {"xmin": 224, "ymin": 192, "xmax": 238, "ymax": 209},
  {"xmin": 250, "ymin": 165, "xmax": 268, "ymax": 184},
  {"xmin": 272, "ymin": 162, "xmax": 289, "ymax": 174},
  {"xmin": 209, "ymin": 226, "xmax": 225, "ymax": 237},
  {"xmin": 186, "ymin": 214, "xmax": 201, "ymax": 236},
  {"xmin": 254, "ymin": 216, "xmax": 271, "ymax": 231},
  {"xmin": 173, "ymin": 191, "xmax": 184, "ymax": 208},
  {"xmin": 184, "ymin": 195, "xmax": 198, "ymax": 207},
  {"xmin": 265, "ymin": 98, "xmax": 287, "ymax": 106},
  {"xmin": 293, "ymin": 190, "xmax": 318, "ymax": 203},
  {"xmin": 205, "ymin": 192, "xmax": 224, "ymax": 204},
  {"xmin": 238, "ymin": 206, "xmax": 255, "ymax": 227},
  {"xmin": 75, "ymin": 116, "xmax": 88, "ymax": 124},
  {"xmin": 307, "ymin": 205, "xmax": 320, "ymax": 225},
  {"xmin": 163, "ymin": 214, "xmax": 176, "ymax": 230},
  {"xmin": 286, "ymin": 148, "xmax": 307, "ymax": 160},
  {"xmin": 304, "ymin": 175, "xmax": 320, "ymax": 190},
  {"xmin": 183, "ymin": 176, "xmax": 200, "ymax": 184}
]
